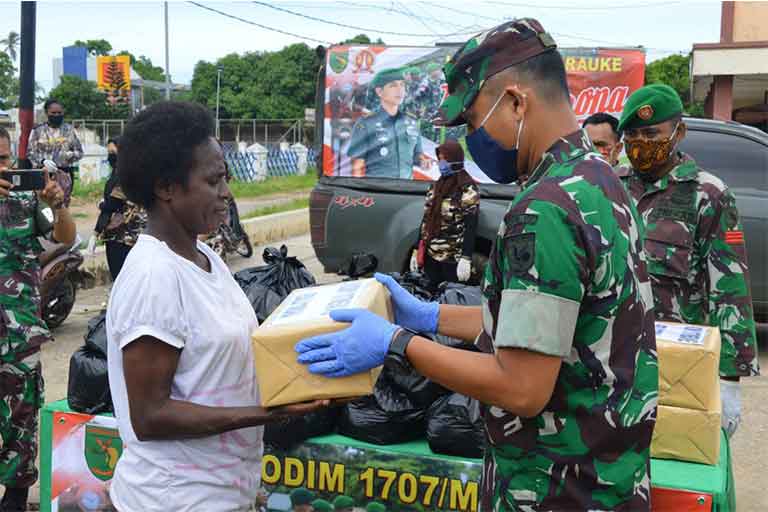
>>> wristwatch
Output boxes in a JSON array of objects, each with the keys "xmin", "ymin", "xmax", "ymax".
[{"xmin": 386, "ymin": 328, "xmax": 416, "ymax": 373}]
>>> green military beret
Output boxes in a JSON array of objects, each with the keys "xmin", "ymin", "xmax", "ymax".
[
  {"xmin": 371, "ymin": 67, "xmax": 405, "ymax": 89},
  {"xmin": 333, "ymin": 495, "xmax": 356, "ymax": 509},
  {"xmin": 366, "ymin": 502, "xmax": 386, "ymax": 512},
  {"xmin": 404, "ymin": 66, "xmax": 420, "ymax": 76},
  {"xmin": 617, "ymin": 84, "xmax": 683, "ymax": 132},
  {"xmin": 290, "ymin": 488, "xmax": 315, "ymax": 506},
  {"xmin": 436, "ymin": 18, "xmax": 556, "ymax": 126},
  {"xmin": 312, "ymin": 499, "xmax": 334, "ymax": 512},
  {"xmin": 426, "ymin": 62, "xmax": 441, "ymax": 73}
]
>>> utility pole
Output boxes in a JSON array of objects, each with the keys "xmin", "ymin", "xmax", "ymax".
[
  {"xmin": 215, "ymin": 65, "xmax": 222, "ymax": 138},
  {"xmin": 164, "ymin": 1, "xmax": 171, "ymax": 100},
  {"xmin": 17, "ymin": 1, "xmax": 36, "ymax": 165}
]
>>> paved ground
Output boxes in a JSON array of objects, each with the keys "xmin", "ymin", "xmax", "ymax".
[{"xmin": 14, "ymin": 232, "xmax": 768, "ymax": 509}]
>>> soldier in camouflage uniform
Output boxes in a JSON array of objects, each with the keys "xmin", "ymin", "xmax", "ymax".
[
  {"xmin": 0, "ymin": 127, "xmax": 77, "ymax": 511},
  {"xmin": 616, "ymin": 84, "xmax": 760, "ymax": 437},
  {"xmin": 296, "ymin": 19, "xmax": 658, "ymax": 512},
  {"xmin": 413, "ymin": 139, "xmax": 479, "ymax": 286}
]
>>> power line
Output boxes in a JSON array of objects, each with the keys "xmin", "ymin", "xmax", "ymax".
[
  {"xmin": 482, "ymin": 0, "xmax": 680, "ymax": 10},
  {"xmin": 187, "ymin": 2, "xmax": 331, "ymax": 44},
  {"xmin": 250, "ymin": 0, "xmax": 474, "ymax": 38}
]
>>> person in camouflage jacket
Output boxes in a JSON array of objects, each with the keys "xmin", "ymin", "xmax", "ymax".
[
  {"xmin": 295, "ymin": 20, "xmax": 658, "ymax": 512},
  {"xmin": 413, "ymin": 139, "xmax": 479, "ymax": 287},
  {"xmin": 0, "ymin": 127, "xmax": 77, "ymax": 511},
  {"xmin": 617, "ymin": 84, "xmax": 760, "ymax": 438}
]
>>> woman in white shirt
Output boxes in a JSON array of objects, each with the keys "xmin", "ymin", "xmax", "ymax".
[{"xmin": 106, "ymin": 102, "xmax": 325, "ymax": 512}]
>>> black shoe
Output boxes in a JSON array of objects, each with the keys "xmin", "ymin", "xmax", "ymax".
[{"xmin": 1, "ymin": 487, "xmax": 29, "ymax": 512}]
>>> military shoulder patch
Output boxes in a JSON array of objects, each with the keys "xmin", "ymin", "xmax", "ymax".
[
  {"xmin": 504, "ymin": 232, "xmax": 536, "ymax": 276},
  {"xmin": 725, "ymin": 230, "xmax": 744, "ymax": 245}
]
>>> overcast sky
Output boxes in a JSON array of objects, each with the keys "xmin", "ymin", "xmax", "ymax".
[{"xmin": 0, "ymin": 0, "xmax": 723, "ymax": 93}]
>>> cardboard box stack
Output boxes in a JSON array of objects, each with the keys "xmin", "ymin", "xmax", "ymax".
[
  {"xmin": 252, "ymin": 279, "xmax": 392, "ymax": 407},
  {"xmin": 651, "ymin": 321, "xmax": 722, "ymax": 465}
]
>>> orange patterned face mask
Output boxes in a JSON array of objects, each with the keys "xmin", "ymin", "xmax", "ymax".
[{"xmin": 626, "ymin": 123, "xmax": 679, "ymax": 173}]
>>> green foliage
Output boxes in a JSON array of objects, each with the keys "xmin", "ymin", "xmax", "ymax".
[
  {"xmin": 118, "ymin": 51, "xmax": 166, "ymax": 82},
  {"xmin": 241, "ymin": 197, "xmax": 309, "ymax": 219},
  {"xmin": 645, "ymin": 54, "xmax": 704, "ymax": 117},
  {"xmin": 1, "ymin": 31, "xmax": 19, "ymax": 62},
  {"xmin": 71, "ymin": 178, "xmax": 106, "ymax": 202},
  {"xmin": 228, "ymin": 172, "xmax": 316, "ymax": 198},
  {"xmin": 73, "ymin": 39, "xmax": 113, "ymax": 56},
  {"xmin": 341, "ymin": 34, "xmax": 385, "ymax": 45},
  {"xmin": 0, "ymin": 52, "xmax": 18, "ymax": 109},
  {"xmin": 48, "ymin": 75, "xmax": 130, "ymax": 119},
  {"xmin": 189, "ymin": 43, "xmax": 321, "ymax": 119}
]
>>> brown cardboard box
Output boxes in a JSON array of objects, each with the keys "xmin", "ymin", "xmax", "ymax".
[
  {"xmin": 253, "ymin": 279, "xmax": 392, "ymax": 407},
  {"xmin": 656, "ymin": 321, "xmax": 721, "ymax": 411},
  {"xmin": 651, "ymin": 404, "xmax": 721, "ymax": 465}
]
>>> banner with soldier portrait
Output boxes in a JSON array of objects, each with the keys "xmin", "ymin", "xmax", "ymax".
[{"xmin": 321, "ymin": 45, "xmax": 645, "ymax": 183}]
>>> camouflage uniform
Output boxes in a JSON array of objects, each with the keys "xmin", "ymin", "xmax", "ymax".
[
  {"xmin": 618, "ymin": 154, "xmax": 760, "ymax": 377},
  {"xmin": 98, "ymin": 186, "xmax": 147, "ymax": 247},
  {"xmin": 478, "ymin": 131, "xmax": 658, "ymax": 510},
  {"xmin": 0, "ymin": 190, "xmax": 53, "ymax": 487},
  {"xmin": 419, "ymin": 182, "xmax": 479, "ymax": 262}
]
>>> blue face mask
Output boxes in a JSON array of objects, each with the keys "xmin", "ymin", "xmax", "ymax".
[
  {"xmin": 438, "ymin": 159, "xmax": 462, "ymax": 176},
  {"xmin": 466, "ymin": 91, "xmax": 524, "ymax": 184}
]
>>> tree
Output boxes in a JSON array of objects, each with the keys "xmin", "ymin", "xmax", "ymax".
[
  {"xmin": 189, "ymin": 43, "xmax": 321, "ymax": 119},
  {"xmin": 1, "ymin": 31, "xmax": 19, "ymax": 62},
  {"xmin": 73, "ymin": 39, "xmax": 113, "ymax": 56},
  {"xmin": 118, "ymin": 51, "xmax": 166, "ymax": 82},
  {"xmin": 645, "ymin": 53, "xmax": 704, "ymax": 117},
  {"xmin": 103, "ymin": 59, "xmax": 130, "ymax": 106},
  {"xmin": 0, "ymin": 52, "xmax": 18, "ymax": 110},
  {"xmin": 340, "ymin": 34, "xmax": 385, "ymax": 45},
  {"xmin": 48, "ymin": 75, "xmax": 130, "ymax": 119}
]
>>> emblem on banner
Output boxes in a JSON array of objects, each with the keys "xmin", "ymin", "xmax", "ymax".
[
  {"xmin": 353, "ymin": 50, "xmax": 376, "ymax": 73},
  {"xmin": 329, "ymin": 49, "xmax": 349, "ymax": 74}
]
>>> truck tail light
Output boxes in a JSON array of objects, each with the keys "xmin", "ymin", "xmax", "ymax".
[
  {"xmin": 652, "ymin": 487, "xmax": 713, "ymax": 511},
  {"xmin": 310, "ymin": 189, "xmax": 333, "ymax": 249}
]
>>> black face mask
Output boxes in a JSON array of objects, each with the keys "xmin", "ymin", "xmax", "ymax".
[
  {"xmin": 107, "ymin": 153, "xmax": 118, "ymax": 168},
  {"xmin": 48, "ymin": 114, "xmax": 64, "ymax": 128}
]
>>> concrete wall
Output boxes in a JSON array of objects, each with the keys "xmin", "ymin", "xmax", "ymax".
[{"xmin": 733, "ymin": 2, "xmax": 768, "ymax": 42}]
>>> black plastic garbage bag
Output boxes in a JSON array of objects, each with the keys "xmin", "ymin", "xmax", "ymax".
[
  {"xmin": 388, "ymin": 271, "xmax": 434, "ymax": 301},
  {"xmin": 338, "ymin": 365, "xmax": 450, "ymax": 445},
  {"xmin": 68, "ymin": 348, "xmax": 112, "ymax": 415},
  {"xmin": 343, "ymin": 252, "xmax": 378, "ymax": 278},
  {"xmin": 84, "ymin": 310, "xmax": 107, "ymax": 355},
  {"xmin": 264, "ymin": 406, "xmax": 342, "ymax": 451},
  {"xmin": 240, "ymin": 283, "xmax": 283, "ymax": 323},
  {"xmin": 435, "ymin": 284, "xmax": 483, "ymax": 350},
  {"xmin": 233, "ymin": 245, "xmax": 316, "ymax": 299},
  {"xmin": 426, "ymin": 393, "xmax": 486, "ymax": 458}
]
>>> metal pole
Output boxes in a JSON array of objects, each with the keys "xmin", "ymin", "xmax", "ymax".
[
  {"xmin": 18, "ymin": 1, "xmax": 36, "ymax": 163},
  {"xmin": 215, "ymin": 66, "xmax": 222, "ymax": 139},
  {"xmin": 164, "ymin": 2, "xmax": 171, "ymax": 100}
]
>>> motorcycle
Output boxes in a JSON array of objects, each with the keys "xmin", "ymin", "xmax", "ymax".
[
  {"xmin": 39, "ymin": 234, "xmax": 84, "ymax": 329},
  {"xmin": 204, "ymin": 199, "xmax": 253, "ymax": 262}
]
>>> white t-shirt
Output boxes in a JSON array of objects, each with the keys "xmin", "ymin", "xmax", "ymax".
[{"xmin": 107, "ymin": 234, "xmax": 262, "ymax": 512}]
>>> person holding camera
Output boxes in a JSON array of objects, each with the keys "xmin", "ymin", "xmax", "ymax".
[{"xmin": 0, "ymin": 126, "xmax": 76, "ymax": 512}]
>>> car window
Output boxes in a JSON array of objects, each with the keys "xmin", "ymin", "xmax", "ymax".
[{"xmin": 680, "ymin": 130, "xmax": 768, "ymax": 192}]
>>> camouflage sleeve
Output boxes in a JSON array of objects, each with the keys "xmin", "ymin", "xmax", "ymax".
[
  {"xmin": 461, "ymin": 184, "xmax": 479, "ymax": 257},
  {"xmin": 68, "ymin": 127, "xmax": 83, "ymax": 162},
  {"xmin": 419, "ymin": 185, "xmax": 434, "ymax": 241},
  {"xmin": 27, "ymin": 128, "xmax": 42, "ymax": 167},
  {"xmin": 703, "ymin": 190, "xmax": 760, "ymax": 377},
  {"xmin": 493, "ymin": 198, "xmax": 586, "ymax": 356},
  {"xmin": 346, "ymin": 119, "xmax": 368, "ymax": 160}
]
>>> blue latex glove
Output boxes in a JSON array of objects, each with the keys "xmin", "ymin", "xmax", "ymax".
[
  {"xmin": 295, "ymin": 309, "xmax": 398, "ymax": 377},
  {"xmin": 375, "ymin": 273, "xmax": 439, "ymax": 334}
]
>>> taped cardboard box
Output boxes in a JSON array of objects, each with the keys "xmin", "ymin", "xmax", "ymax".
[
  {"xmin": 651, "ymin": 404, "xmax": 721, "ymax": 465},
  {"xmin": 656, "ymin": 321, "xmax": 721, "ymax": 411},
  {"xmin": 253, "ymin": 279, "xmax": 392, "ymax": 407}
]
